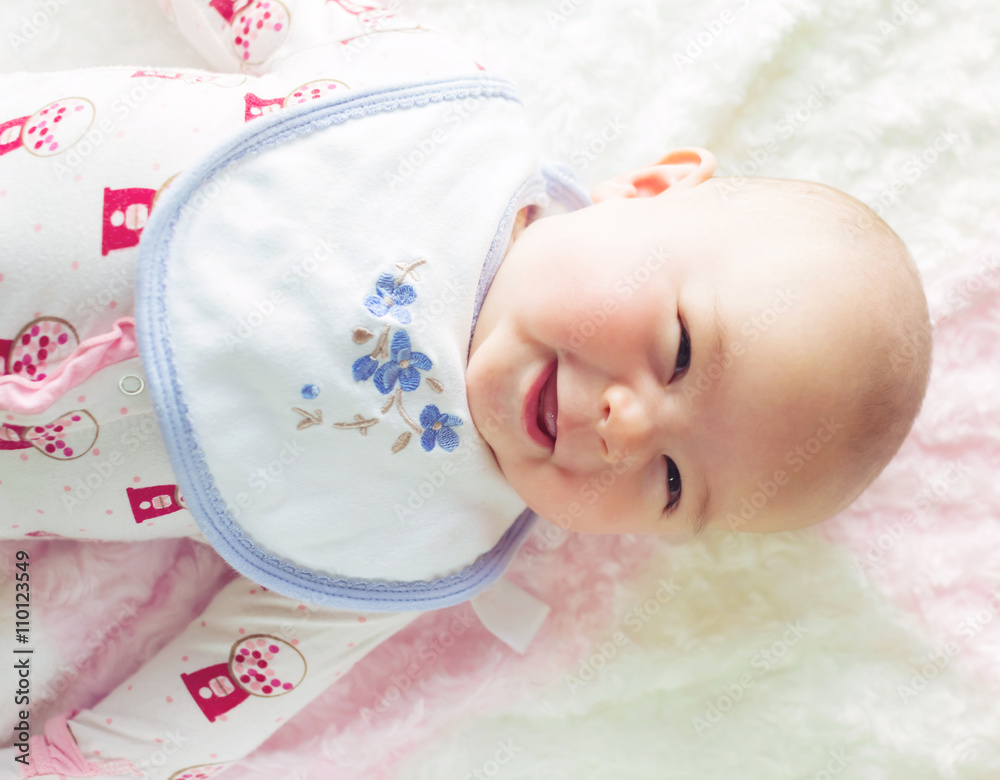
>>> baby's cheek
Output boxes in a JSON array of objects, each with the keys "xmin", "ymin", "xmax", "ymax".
[
  {"xmin": 567, "ymin": 466, "xmax": 654, "ymax": 533},
  {"xmin": 534, "ymin": 289, "xmax": 630, "ymax": 357},
  {"xmin": 503, "ymin": 463, "xmax": 578, "ymax": 526}
]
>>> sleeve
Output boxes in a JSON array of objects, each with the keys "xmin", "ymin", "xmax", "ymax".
[
  {"xmin": 156, "ymin": 0, "xmax": 483, "ymax": 79},
  {"xmin": 18, "ymin": 576, "xmax": 421, "ymax": 780}
]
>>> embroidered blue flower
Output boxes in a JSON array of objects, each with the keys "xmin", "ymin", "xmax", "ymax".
[
  {"xmin": 420, "ymin": 405, "xmax": 463, "ymax": 452},
  {"xmin": 352, "ymin": 355, "xmax": 378, "ymax": 381},
  {"xmin": 301, "ymin": 384, "xmax": 320, "ymax": 399},
  {"xmin": 373, "ymin": 330, "xmax": 432, "ymax": 394},
  {"xmin": 364, "ymin": 272, "xmax": 417, "ymax": 324}
]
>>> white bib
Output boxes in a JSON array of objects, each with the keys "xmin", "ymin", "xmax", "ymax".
[{"xmin": 136, "ymin": 75, "xmax": 588, "ymax": 617}]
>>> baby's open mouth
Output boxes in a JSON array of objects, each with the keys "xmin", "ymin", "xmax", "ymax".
[
  {"xmin": 524, "ymin": 360, "xmax": 558, "ymax": 449},
  {"xmin": 538, "ymin": 367, "xmax": 558, "ymax": 442}
]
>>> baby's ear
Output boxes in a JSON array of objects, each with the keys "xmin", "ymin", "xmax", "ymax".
[{"xmin": 590, "ymin": 147, "xmax": 717, "ymax": 203}]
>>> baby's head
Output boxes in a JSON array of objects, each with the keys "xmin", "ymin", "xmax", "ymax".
[{"xmin": 466, "ymin": 148, "xmax": 932, "ymax": 537}]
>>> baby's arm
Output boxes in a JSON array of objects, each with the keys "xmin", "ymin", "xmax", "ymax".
[{"xmin": 19, "ymin": 576, "xmax": 420, "ymax": 779}]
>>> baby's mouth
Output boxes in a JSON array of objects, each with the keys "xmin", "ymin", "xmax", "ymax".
[
  {"xmin": 524, "ymin": 360, "xmax": 558, "ymax": 450},
  {"xmin": 537, "ymin": 365, "xmax": 558, "ymax": 443}
]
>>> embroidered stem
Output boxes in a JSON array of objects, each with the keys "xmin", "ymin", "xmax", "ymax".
[
  {"xmin": 395, "ymin": 258, "xmax": 426, "ymax": 284},
  {"xmin": 369, "ymin": 325, "xmax": 391, "ymax": 360},
  {"xmin": 332, "ymin": 414, "xmax": 379, "ymax": 436},
  {"xmin": 292, "ymin": 407, "xmax": 323, "ymax": 430},
  {"xmin": 380, "ymin": 394, "xmax": 395, "ymax": 414},
  {"xmin": 393, "ymin": 389, "xmax": 423, "ymax": 434}
]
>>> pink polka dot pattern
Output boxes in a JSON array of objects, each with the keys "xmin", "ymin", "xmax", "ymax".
[
  {"xmin": 21, "ymin": 410, "xmax": 98, "ymax": 460},
  {"xmin": 283, "ymin": 80, "xmax": 346, "ymax": 107},
  {"xmin": 229, "ymin": 635, "xmax": 305, "ymax": 697},
  {"xmin": 232, "ymin": 1, "xmax": 290, "ymax": 65},
  {"xmin": 167, "ymin": 762, "xmax": 231, "ymax": 780},
  {"xmin": 7, "ymin": 317, "xmax": 79, "ymax": 382},
  {"xmin": 22, "ymin": 98, "xmax": 95, "ymax": 158}
]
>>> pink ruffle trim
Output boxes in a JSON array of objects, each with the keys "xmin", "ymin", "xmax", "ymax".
[
  {"xmin": 0, "ymin": 318, "xmax": 140, "ymax": 415},
  {"xmin": 21, "ymin": 714, "xmax": 138, "ymax": 778}
]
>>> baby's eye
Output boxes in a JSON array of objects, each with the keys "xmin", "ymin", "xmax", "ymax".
[
  {"xmin": 664, "ymin": 456, "xmax": 682, "ymax": 512},
  {"xmin": 673, "ymin": 317, "xmax": 691, "ymax": 381}
]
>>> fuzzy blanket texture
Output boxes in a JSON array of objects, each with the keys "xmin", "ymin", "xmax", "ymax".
[{"xmin": 1, "ymin": 0, "xmax": 999, "ymax": 778}]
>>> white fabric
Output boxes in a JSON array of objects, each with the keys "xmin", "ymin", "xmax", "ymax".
[{"xmin": 470, "ymin": 577, "xmax": 552, "ymax": 655}]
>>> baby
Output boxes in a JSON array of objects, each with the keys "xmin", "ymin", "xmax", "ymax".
[
  {"xmin": 0, "ymin": 0, "xmax": 931, "ymax": 778},
  {"xmin": 469, "ymin": 162, "xmax": 933, "ymax": 537}
]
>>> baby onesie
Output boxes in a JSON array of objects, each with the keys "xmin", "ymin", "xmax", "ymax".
[{"xmin": 0, "ymin": 1, "xmax": 591, "ymax": 778}]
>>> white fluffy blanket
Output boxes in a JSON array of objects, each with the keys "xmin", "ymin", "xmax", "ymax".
[{"xmin": 1, "ymin": 0, "xmax": 999, "ymax": 778}]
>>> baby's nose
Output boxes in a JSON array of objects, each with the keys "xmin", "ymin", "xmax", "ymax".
[{"xmin": 598, "ymin": 385, "xmax": 656, "ymax": 463}]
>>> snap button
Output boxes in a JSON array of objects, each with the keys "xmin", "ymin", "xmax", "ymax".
[{"xmin": 119, "ymin": 374, "xmax": 145, "ymax": 395}]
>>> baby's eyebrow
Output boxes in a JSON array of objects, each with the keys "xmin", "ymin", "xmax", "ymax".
[
  {"xmin": 708, "ymin": 293, "xmax": 729, "ymax": 368},
  {"xmin": 691, "ymin": 484, "xmax": 712, "ymax": 536}
]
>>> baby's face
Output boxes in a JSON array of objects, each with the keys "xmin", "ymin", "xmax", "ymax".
[{"xmin": 467, "ymin": 152, "xmax": 865, "ymax": 537}]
